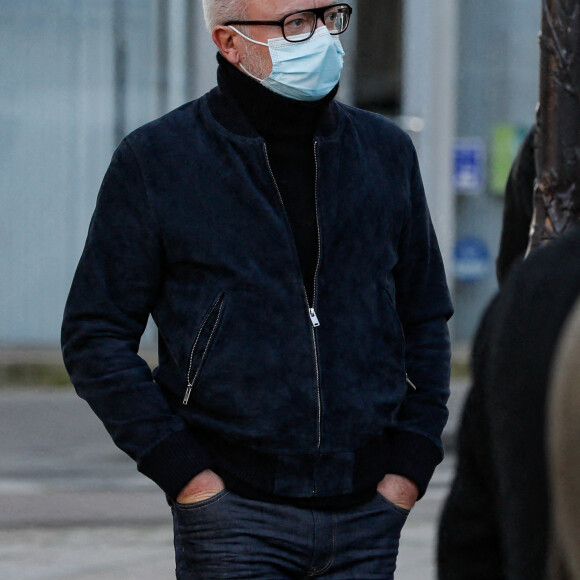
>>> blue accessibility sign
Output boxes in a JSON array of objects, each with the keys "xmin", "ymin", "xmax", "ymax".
[
  {"xmin": 454, "ymin": 236, "xmax": 491, "ymax": 283},
  {"xmin": 453, "ymin": 138, "xmax": 486, "ymax": 194}
]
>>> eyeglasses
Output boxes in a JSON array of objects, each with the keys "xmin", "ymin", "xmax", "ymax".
[{"xmin": 225, "ymin": 3, "xmax": 353, "ymax": 43}]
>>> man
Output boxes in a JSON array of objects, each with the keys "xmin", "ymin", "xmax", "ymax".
[{"xmin": 62, "ymin": 1, "xmax": 453, "ymax": 577}]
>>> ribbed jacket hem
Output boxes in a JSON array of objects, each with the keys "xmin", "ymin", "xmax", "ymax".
[
  {"xmin": 137, "ymin": 429, "xmax": 212, "ymax": 501},
  {"xmin": 196, "ymin": 428, "xmax": 440, "ymax": 506},
  {"xmin": 387, "ymin": 430, "xmax": 443, "ymax": 498}
]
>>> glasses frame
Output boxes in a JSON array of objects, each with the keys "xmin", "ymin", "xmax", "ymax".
[{"xmin": 225, "ymin": 3, "xmax": 353, "ymax": 43}]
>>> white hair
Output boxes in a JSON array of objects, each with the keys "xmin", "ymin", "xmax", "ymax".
[{"xmin": 202, "ymin": 0, "xmax": 248, "ymax": 32}]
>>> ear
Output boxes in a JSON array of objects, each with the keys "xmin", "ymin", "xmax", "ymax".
[{"xmin": 213, "ymin": 26, "xmax": 242, "ymax": 65}]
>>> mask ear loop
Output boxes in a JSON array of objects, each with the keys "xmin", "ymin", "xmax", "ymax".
[{"xmin": 229, "ymin": 26, "xmax": 269, "ymax": 47}]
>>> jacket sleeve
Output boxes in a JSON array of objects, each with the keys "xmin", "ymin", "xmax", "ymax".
[
  {"xmin": 389, "ymin": 145, "xmax": 454, "ymax": 497},
  {"xmin": 61, "ymin": 139, "xmax": 211, "ymax": 500}
]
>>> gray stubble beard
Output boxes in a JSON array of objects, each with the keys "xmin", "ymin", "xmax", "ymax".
[{"xmin": 239, "ymin": 35, "xmax": 271, "ymax": 81}]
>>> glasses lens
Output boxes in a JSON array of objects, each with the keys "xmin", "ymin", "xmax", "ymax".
[
  {"xmin": 324, "ymin": 5, "xmax": 350, "ymax": 34},
  {"xmin": 283, "ymin": 11, "xmax": 316, "ymax": 41}
]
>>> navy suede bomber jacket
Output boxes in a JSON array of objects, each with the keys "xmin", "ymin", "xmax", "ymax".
[{"xmin": 61, "ymin": 85, "xmax": 453, "ymax": 504}]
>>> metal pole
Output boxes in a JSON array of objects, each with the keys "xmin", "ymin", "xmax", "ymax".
[
  {"xmin": 167, "ymin": 0, "xmax": 188, "ymax": 109},
  {"xmin": 157, "ymin": 0, "xmax": 169, "ymax": 115},
  {"xmin": 113, "ymin": 0, "xmax": 127, "ymax": 145},
  {"xmin": 185, "ymin": 0, "xmax": 196, "ymax": 100},
  {"xmin": 529, "ymin": 0, "xmax": 580, "ymax": 250}
]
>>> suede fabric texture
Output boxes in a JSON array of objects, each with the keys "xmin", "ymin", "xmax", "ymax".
[{"xmin": 61, "ymin": 84, "xmax": 453, "ymax": 504}]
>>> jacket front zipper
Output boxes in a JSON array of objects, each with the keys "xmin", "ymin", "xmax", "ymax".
[
  {"xmin": 183, "ymin": 292, "xmax": 225, "ymax": 405},
  {"xmin": 264, "ymin": 142, "xmax": 323, "ymax": 454}
]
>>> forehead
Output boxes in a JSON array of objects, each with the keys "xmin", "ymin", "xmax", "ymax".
[{"xmin": 246, "ymin": 0, "xmax": 332, "ymax": 19}]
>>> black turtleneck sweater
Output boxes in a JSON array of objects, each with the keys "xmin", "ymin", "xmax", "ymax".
[{"xmin": 217, "ymin": 54, "xmax": 337, "ymax": 304}]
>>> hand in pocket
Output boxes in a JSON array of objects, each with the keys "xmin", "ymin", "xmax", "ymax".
[{"xmin": 176, "ymin": 469, "xmax": 226, "ymax": 505}]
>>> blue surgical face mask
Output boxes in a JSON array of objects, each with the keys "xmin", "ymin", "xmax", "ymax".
[{"xmin": 230, "ymin": 26, "xmax": 345, "ymax": 102}]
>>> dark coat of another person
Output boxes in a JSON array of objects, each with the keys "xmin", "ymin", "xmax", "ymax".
[
  {"xmin": 496, "ymin": 127, "xmax": 535, "ymax": 285},
  {"xmin": 437, "ymin": 225, "xmax": 580, "ymax": 580}
]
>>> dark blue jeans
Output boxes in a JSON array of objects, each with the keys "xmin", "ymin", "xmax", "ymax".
[{"xmin": 171, "ymin": 489, "xmax": 409, "ymax": 579}]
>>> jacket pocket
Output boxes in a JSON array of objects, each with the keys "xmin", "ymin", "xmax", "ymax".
[
  {"xmin": 183, "ymin": 292, "xmax": 226, "ymax": 405},
  {"xmin": 382, "ymin": 286, "xmax": 410, "ymax": 388}
]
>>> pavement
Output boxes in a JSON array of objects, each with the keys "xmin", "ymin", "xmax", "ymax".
[{"xmin": 0, "ymin": 377, "xmax": 469, "ymax": 580}]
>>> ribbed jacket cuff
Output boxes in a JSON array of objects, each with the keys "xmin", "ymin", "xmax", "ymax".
[
  {"xmin": 388, "ymin": 430, "xmax": 443, "ymax": 499},
  {"xmin": 137, "ymin": 429, "xmax": 212, "ymax": 501}
]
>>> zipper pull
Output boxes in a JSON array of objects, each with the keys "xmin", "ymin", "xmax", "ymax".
[
  {"xmin": 406, "ymin": 374, "xmax": 417, "ymax": 391},
  {"xmin": 309, "ymin": 308, "xmax": 320, "ymax": 327},
  {"xmin": 183, "ymin": 385, "xmax": 193, "ymax": 405}
]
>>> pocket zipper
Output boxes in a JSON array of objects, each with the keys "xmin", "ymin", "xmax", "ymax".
[{"xmin": 184, "ymin": 293, "xmax": 225, "ymax": 405}]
